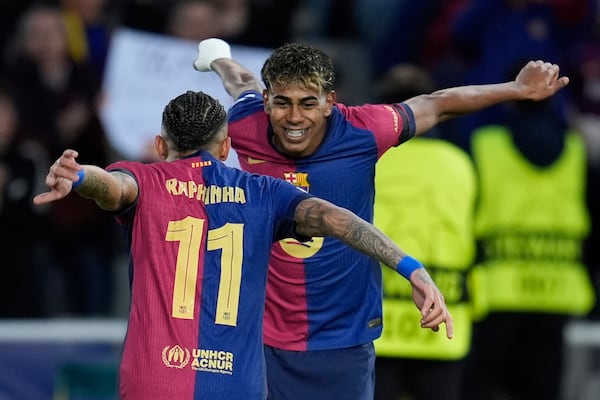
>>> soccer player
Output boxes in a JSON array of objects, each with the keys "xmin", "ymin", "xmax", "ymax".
[
  {"xmin": 193, "ymin": 38, "xmax": 569, "ymax": 400},
  {"xmin": 33, "ymin": 90, "xmax": 450, "ymax": 400}
]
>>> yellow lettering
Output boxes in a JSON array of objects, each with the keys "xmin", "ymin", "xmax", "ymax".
[
  {"xmin": 210, "ymin": 186, "xmax": 221, "ymax": 204},
  {"xmin": 188, "ymin": 181, "xmax": 198, "ymax": 199},
  {"xmin": 166, "ymin": 179, "xmax": 178, "ymax": 194},
  {"xmin": 483, "ymin": 234, "xmax": 582, "ymax": 262},
  {"xmin": 177, "ymin": 180, "xmax": 188, "ymax": 197},
  {"xmin": 197, "ymin": 184, "xmax": 207, "ymax": 202},
  {"xmin": 222, "ymin": 187, "xmax": 234, "ymax": 202},
  {"xmin": 235, "ymin": 188, "xmax": 246, "ymax": 204},
  {"xmin": 165, "ymin": 178, "xmax": 247, "ymax": 205}
]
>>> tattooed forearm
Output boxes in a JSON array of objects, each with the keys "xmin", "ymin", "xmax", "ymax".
[
  {"xmin": 295, "ymin": 198, "xmax": 406, "ymax": 269},
  {"xmin": 75, "ymin": 167, "xmax": 136, "ymax": 211},
  {"xmin": 76, "ymin": 172, "xmax": 112, "ymax": 200}
]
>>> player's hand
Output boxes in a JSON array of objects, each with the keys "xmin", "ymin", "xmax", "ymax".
[
  {"xmin": 193, "ymin": 38, "xmax": 231, "ymax": 72},
  {"xmin": 410, "ymin": 268, "xmax": 454, "ymax": 339},
  {"xmin": 515, "ymin": 60, "xmax": 569, "ymax": 101},
  {"xmin": 33, "ymin": 149, "xmax": 82, "ymax": 205}
]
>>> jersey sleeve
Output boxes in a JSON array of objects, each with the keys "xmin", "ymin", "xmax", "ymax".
[
  {"xmin": 267, "ymin": 176, "xmax": 313, "ymax": 240},
  {"xmin": 105, "ymin": 160, "xmax": 142, "ymax": 224},
  {"xmin": 338, "ymin": 102, "xmax": 416, "ymax": 158},
  {"xmin": 228, "ymin": 90, "xmax": 264, "ymax": 122}
]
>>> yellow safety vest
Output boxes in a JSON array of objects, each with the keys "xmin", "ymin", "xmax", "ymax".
[
  {"xmin": 470, "ymin": 126, "xmax": 594, "ymax": 320},
  {"xmin": 374, "ymin": 138, "xmax": 476, "ymax": 360}
]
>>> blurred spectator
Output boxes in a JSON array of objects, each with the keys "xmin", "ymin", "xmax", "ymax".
[
  {"xmin": 119, "ymin": 0, "xmax": 249, "ymax": 43},
  {"xmin": 3, "ymin": 3, "xmax": 103, "ymax": 154},
  {"xmin": 462, "ymin": 94, "xmax": 595, "ymax": 400},
  {"xmin": 0, "ymin": 83, "xmax": 49, "ymax": 318},
  {"xmin": 373, "ymin": 64, "xmax": 476, "ymax": 400},
  {"xmin": 355, "ymin": 0, "xmax": 445, "ymax": 77},
  {"xmin": 165, "ymin": 0, "xmax": 248, "ymax": 43},
  {"xmin": 316, "ymin": 0, "xmax": 470, "ymax": 84},
  {"xmin": 292, "ymin": 0, "xmax": 373, "ymax": 104},
  {"xmin": 450, "ymin": 0, "xmax": 591, "ymax": 137},
  {"xmin": 2, "ymin": 3, "xmax": 118, "ymax": 316},
  {"xmin": 60, "ymin": 0, "xmax": 116, "ymax": 79},
  {"xmin": 165, "ymin": 0, "xmax": 224, "ymax": 42}
]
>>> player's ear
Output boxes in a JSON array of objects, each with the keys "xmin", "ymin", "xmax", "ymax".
[
  {"xmin": 154, "ymin": 135, "xmax": 168, "ymax": 160},
  {"xmin": 219, "ymin": 136, "xmax": 231, "ymax": 161},
  {"xmin": 323, "ymin": 90, "xmax": 336, "ymax": 117},
  {"xmin": 263, "ymin": 89, "xmax": 271, "ymax": 114}
]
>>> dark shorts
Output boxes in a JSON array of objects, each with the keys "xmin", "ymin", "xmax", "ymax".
[{"xmin": 265, "ymin": 342, "xmax": 375, "ymax": 400}]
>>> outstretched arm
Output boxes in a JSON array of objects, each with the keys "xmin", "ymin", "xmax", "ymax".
[
  {"xmin": 406, "ymin": 60, "xmax": 569, "ymax": 136},
  {"xmin": 193, "ymin": 38, "xmax": 262, "ymax": 100},
  {"xmin": 294, "ymin": 197, "xmax": 454, "ymax": 339},
  {"xmin": 32, "ymin": 149, "xmax": 138, "ymax": 211}
]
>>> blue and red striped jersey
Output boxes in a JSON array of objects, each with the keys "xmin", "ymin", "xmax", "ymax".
[
  {"xmin": 228, "ymin": 91, "xmax": 415, "ymax": 351},
  {"xmin": 107, "ymin": 150, "xmax": 311, "ymax": 400}
]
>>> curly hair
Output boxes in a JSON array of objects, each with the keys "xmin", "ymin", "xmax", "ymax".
[
  {"xmin": 261, "ymin": 43, "xmax": 335, "ymax": 93},
  {"xmin": 162, "ymin": 90, "xmax": 226, "ymax": 151}
]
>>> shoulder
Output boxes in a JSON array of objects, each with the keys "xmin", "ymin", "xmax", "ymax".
[
  {"xmin": 107, "ymin": 159, "xmax": 144, "ymax": 174},
  {"xmin": 229, "ymin": 90, "xmax": 264, "ymax": 122},
  {"xmin": 335, "ymin": 103, "xmax": 412, "ymax": 132}
]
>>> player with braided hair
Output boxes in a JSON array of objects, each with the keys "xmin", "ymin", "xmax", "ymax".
[
  {"xmin": 33, "ymin": 90, "xmax": 448, "ymax": 400},
  {"xmin": 162, "ymin": 90, "xmax": 227, "ymax": 150},
  {"xmin": 194, "ymin": 38, "xmax": 570, "ymax": 400}
]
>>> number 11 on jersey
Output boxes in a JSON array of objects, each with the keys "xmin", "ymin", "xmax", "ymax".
[{"xmin": 166, "ymin": 217, "xmax": 244, "ymax": 326}]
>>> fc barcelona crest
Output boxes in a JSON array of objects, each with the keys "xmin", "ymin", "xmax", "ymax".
[{"xmin": 283, "ymin": 172, "xmax": 310, "ymax": 192}]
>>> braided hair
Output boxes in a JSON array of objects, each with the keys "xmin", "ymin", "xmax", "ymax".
[
  {"xmin": 261, "ymin": 43, "xmax": 335, "ymax": 93},
  {"xmin": 162, "ymin": 90, "xmax": 226, "ymax": 151}
]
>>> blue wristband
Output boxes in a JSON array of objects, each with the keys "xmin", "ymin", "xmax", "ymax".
[
  {"xmin": 71, "ymin": 169, "xmax": 85, "ymax": 189},
  {"xmin": 395, "ymin": 255, "xmax": 424, "ymax": 279}
]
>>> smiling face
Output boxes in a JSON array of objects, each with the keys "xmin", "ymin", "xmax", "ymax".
[
  {"xmin": 260, "ymin": 43, "xmax": 337, "ymax": 158},
  {"xmin": 264, "ymin": 84, "xmax": 335, "ymax": 158}
]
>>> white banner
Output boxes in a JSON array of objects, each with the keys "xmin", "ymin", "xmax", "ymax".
[{"xmin": 99, "ymin": 28, "xmax": 271, "ymax": 167}]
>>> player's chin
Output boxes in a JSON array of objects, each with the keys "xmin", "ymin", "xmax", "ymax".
[{"xmin": 280, "ymin": 140, "xmax": 311, "ymax": 158}]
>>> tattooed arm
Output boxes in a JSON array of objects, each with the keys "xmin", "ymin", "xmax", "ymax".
[
  {"xmin": 32, "ymin": 149, "xmax": 137, "ymax": 211},
  {"xmin": 294, "ymin": 197, "xmax": 454, "ymax": 338}
]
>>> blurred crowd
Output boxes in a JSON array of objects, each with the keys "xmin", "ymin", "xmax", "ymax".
[{"xmin": 0, "ymin": 0, "xmax": 598, "ymax": 325}]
